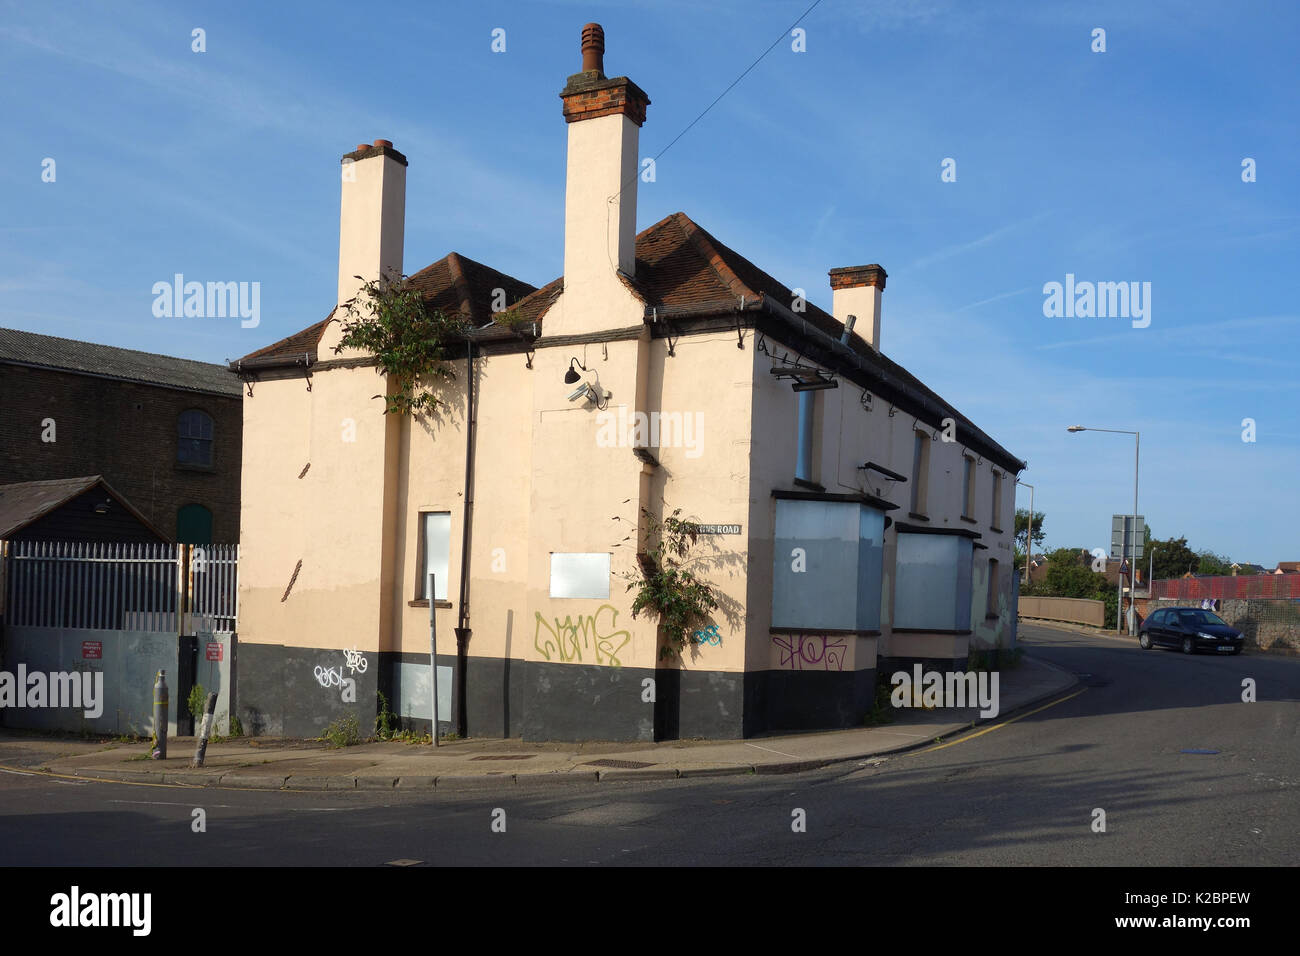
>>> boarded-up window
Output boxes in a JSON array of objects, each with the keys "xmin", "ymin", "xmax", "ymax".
[{"xmin": 550, "ymin": 553, "xmax": 611, "ymax": 599}]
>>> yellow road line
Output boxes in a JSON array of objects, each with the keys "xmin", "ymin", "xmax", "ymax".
[
  {"xmin": 907, "ymin": 687, "xmax": 1090, "ymax": 754},
  {"xmin": 0, "ymin": 762, "xmax": 202, "ymax": 789}
]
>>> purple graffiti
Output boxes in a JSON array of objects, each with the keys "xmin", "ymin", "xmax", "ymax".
[{"xmin": 773, "ymin": 634, "xmax": 847, "ymax": 671}]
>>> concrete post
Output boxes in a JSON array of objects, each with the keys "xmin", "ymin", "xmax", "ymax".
[{"xmin": 191, "ymin": 692, "xmax": 218, "ymax": 768}]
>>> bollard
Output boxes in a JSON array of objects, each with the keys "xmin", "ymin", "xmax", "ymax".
[
  {"xmin": 152, "ymin": 670, "xmax": 169, "ymax": 760},
  {"xmin": 191, "ymin": 692, "xmax": 219, "ymax": 768}
]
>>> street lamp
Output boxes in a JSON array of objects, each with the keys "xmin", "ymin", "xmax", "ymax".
[
  {"xmin": 1067, "ymin": 425, "xmax": 1140, "ymax": 636},
  {"xmin": 1016, "ymin": 480, "xmax": 1035, "ymax": 586}
]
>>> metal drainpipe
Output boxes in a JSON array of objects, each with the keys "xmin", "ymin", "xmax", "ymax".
[
  {"xmin": 795, "ymin": 392, "xmax": 814, "ymax": 481},
  {"xmin": 453, "ymin": 337, "xmax": 476, "ymax": 738}
]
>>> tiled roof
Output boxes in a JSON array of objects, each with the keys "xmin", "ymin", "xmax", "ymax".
[
  {"xmin": 232, "ymin": 253, "xmax": 538, "ymax": 367},
  {"xmin": 0, "ymin": 476, "xmax": 165, "ymax": 540},
  {"xmin": 0, "ymin": 327, "xmax": 242, "ymax": 396},
  {"xmin": 236, "ymin": 213, "xmax": 1022, "ymax": 469}
]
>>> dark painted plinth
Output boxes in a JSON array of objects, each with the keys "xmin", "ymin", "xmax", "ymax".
[
  {"xmin": 237, "ymin": 642, "xmax": 378, "ymax": 738},
  {"xmin": 237, "ymin": 643, "xmax": 878, "ymax": 742},
  {"xmin": 744, "ymin": 668, "xmax": 876, "ymax": 735}
]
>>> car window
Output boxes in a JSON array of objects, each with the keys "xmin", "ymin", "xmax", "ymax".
[{"xmin": 1151, "ymin": 610, "xmax": 1166, "ymax": 625}]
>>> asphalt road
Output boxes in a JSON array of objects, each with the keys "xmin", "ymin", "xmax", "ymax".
[{"xmin": 2, "ymin": 623, "xmax": 1296, "ymax": 866}]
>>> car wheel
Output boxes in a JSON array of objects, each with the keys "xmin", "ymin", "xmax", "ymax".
[
  {"xmin": 1182, "ymin": 636, "xmax": 1194, "ymax": 655},
  {"xmin": 1232, "ymin": 647, "xmax": 1242, "ymax": 655},
  {"xmin": 1139, "ymin": 632, "xmax": 1151, "ymax": 649}
]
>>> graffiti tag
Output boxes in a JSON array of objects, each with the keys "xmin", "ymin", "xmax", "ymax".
[
  {"xmin": 343, "ymin": 647, "xmax": 368, "ymax": 674},
  {"xmin": 772, "ymin": 634, "xmax": 848, "ymax": 671},
  {"xmin": 314, "ymin": 665, "xmax": 345, "ymax": 688},
  {"xmin": 693, "ymin": 624, "xmax": 722, "ymax": 646},
  {"xmin": 534, "ymin": 604, "xmax": 632, "ymax": 667}
]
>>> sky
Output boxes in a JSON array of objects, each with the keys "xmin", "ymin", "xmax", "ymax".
[{"xmin": 2, "ymin": 0, "xmax": 1297, "ymax": 565}]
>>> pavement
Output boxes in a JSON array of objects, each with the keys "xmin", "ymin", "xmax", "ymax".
[{"xmin": 0, "ymin": 653, "xmax": 1077, "ymax": 791}]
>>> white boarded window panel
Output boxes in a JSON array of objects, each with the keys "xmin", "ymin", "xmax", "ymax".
[
  {"xmin": 550, "ymin": 553, "xmax": 611, "ymax": 599},
  {"xmin": 423, "ymin": 513, "xmax": 451, "ymax": 601}
]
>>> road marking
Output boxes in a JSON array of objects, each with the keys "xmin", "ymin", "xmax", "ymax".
[
  {"xmin": 744, "ymin": 742, "xmax": 800, "ymax": 759},
  {"xmin": 907, "ymin": 687, "xmax": 1090, "ymax": 755},
  {"xmin": 0, "ymin": 768, "xmax": 37, "ymax": 776}
]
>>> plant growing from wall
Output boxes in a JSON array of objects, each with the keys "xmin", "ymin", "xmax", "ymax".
[
  {"xmin": 334, "ymin": 271, "xmax": 471, "ymax": 416},
  {"xmin": 187, "ymin": 683, "xmax": 207, "ymax": 722},
  {"xmin": 625, "ymin": 508, "xmax": 720, "ymax": 660}
]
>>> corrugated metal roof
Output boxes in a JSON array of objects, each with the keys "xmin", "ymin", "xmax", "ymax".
[{"xmin": 0, "ymin": 327, "xmax": 242, "ymax": 397}]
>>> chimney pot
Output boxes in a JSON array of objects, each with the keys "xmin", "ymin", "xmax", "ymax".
[
  {"xmin": 373, "ymin": 139, "xmax": 393, "ymax": 148},
  {"xmin": 581, "ymin": 22, "xmax": 605, "ymax": 74},
  {"xmin": 355, "ymin": 143, "xmax": 369, "ymax": 152}
]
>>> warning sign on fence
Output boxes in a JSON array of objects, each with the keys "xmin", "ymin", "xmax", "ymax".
[
  {"xmin": 81, "ymin": 641, "xmax": 102, "ymax": 660},
  {"xmin": 205, "ymin": 642, "xmax": 223, "ymax": 662}
]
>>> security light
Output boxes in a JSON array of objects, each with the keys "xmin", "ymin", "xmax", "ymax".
[{"xmin": 564, "ymin": 357, "xmax": 587, "ymax": 385}]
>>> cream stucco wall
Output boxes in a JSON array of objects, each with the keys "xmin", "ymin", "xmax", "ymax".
[
  {"xmin": 238, "ymin": 363, "xmax": 400, "ymax": 654},
  {"xmin": 745, "ymin": 340, "xmax": 1019, "ymax": 667}
]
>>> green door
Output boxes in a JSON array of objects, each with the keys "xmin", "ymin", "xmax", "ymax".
[{"xmin": 177, "ymin": 504, "xmax": 213, "ymax": 544}]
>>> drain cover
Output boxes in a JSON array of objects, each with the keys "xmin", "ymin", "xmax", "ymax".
[
  {"xmin": 582, "ymin": 759, "xmax": 656, "ymax": 769},
  {"xmin": 470, "ymin": 754, "xmax": 537, "ymax": 761},
  {"xmin": 1181, "ymin": 749, "xmax": 1220, "ymax": 755}
]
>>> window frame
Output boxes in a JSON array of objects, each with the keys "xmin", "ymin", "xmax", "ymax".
[
  {"xmin": 986, "ymin": 557, "xmax": 1000, "ymax": 619},
  {"xmin": 412, "ymin": 510, "xmax": 452, "ymax": 606},
  {"xmin": 961, "ymin": 454, "xmax": 977, "ymax": 521},
  {"xmin": 909, "ymin": 429, "xmax": 930, "ymax": 517},
  {"xmin": 990, "ymin": 469, "xmax": 1003, "ymax": 532},
  {"xmin": 177, "ymin": 409, "xmax": 215, "ymax": 468}
]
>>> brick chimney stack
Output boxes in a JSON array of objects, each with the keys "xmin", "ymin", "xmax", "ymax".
[
  {"xmin": 559, "ymin": 23, "xmax": 649, "ymax": 301},
  {"xmin": 829, "ymin": 264, "xmax": 887, "ymax": 351}
]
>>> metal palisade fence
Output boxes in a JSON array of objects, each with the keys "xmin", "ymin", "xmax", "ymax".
[{"xmin": 0, "ymin": 540, "xmax": 238, "ymax": 634}]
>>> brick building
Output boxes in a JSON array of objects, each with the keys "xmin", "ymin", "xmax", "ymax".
[{"xmin": 0, "ymin": 328, "xmax": 242, "ymax": 542}]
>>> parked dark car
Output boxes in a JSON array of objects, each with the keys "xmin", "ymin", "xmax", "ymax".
[{"xmin": 1139, "ymin": 607, "xmax": 1244, "ymax": 655}]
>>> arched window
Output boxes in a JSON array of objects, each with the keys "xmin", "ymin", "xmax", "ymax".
[
  {"xmin": 177, "ymin": 504, "xmax": 213, "ymax": 544},
  {"xmin": 178, "ymin": 409, "xmax": 214, "ymax": 466}
]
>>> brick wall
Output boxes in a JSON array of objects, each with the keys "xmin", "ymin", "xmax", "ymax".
[{"xmin": 0, "ymin": 365, "xmax": 242, "ymax": 542}]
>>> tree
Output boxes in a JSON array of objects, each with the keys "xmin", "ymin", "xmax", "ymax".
[
  {"xmin": 1030, "ymin": 546, "xmax": 1119, "ymax": 627},
  {"xmin": 1196, "ymin": 550, "xmax": 1233, "ymax": 577},
  {"xmin": 1014, "ymin": 508, "xmax": 1046, "ymax": 559},
  {"xmin": 1147, "ymin": 536, "xmax": 1199, "ymax": 581}
]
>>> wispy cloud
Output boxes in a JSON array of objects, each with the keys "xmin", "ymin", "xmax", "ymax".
[{"xmin": 908, "ymin": 213, "xmax": 1051, "ymax": 272}]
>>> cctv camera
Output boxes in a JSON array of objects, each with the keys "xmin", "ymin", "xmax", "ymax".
[{"xmin": 567, "ymin": 383, "xmax": 591, "ymax": 402}]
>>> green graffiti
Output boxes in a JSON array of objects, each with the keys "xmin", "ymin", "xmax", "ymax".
[{"xmin": 534, "ymin": 604, "xmax": 632, "ymax": 667}]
